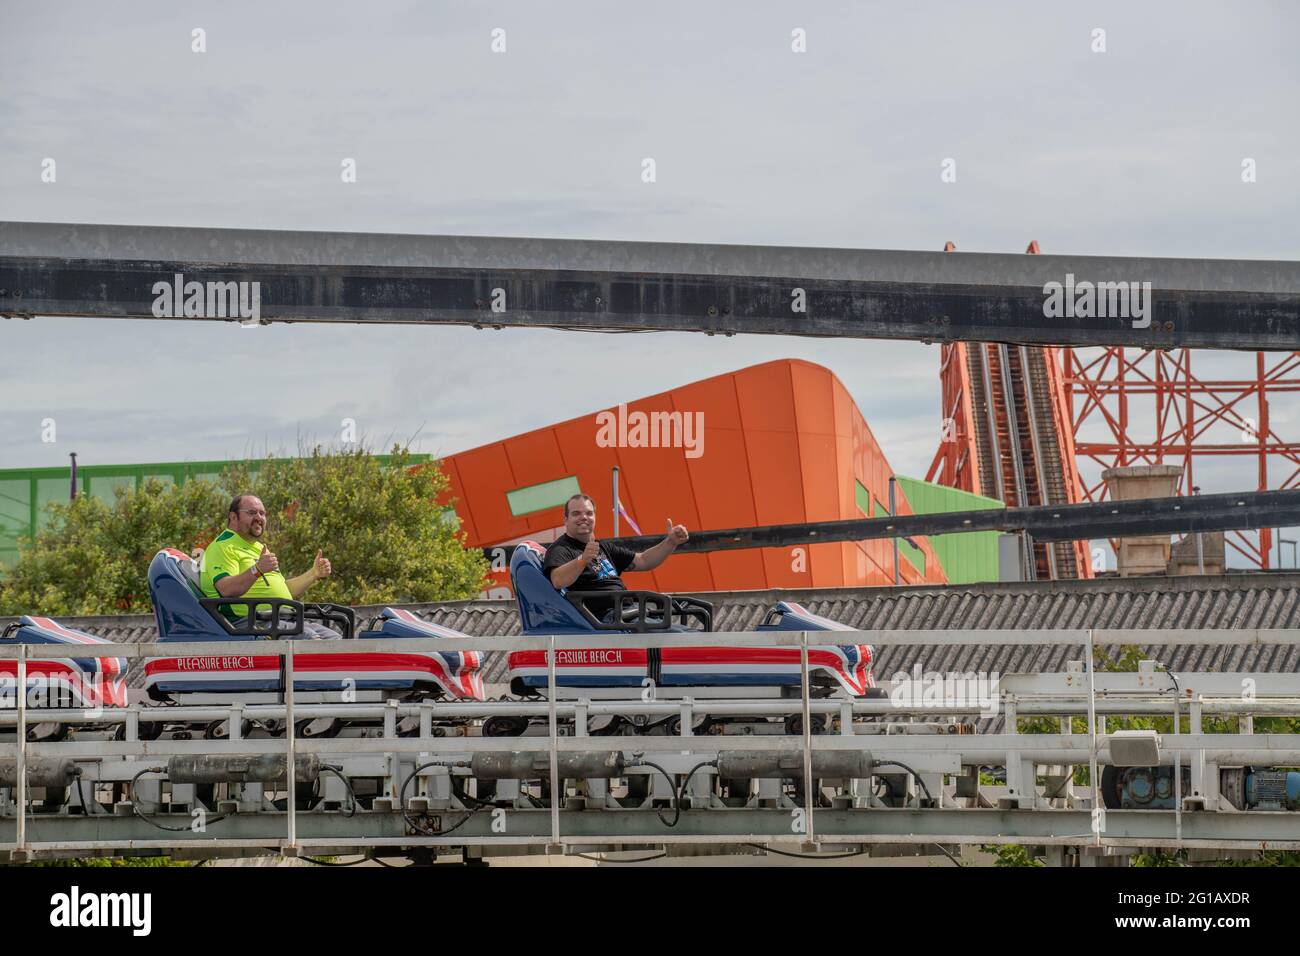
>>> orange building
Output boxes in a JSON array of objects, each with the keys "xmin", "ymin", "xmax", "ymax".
[{"xmin": 439, "ymin": 359, "xmax": 947, "ymax": 595}]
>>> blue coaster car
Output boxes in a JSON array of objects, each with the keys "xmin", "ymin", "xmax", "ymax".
[
  {"xmin": 1, "ymin": 616, "xmax": 128, "ymax": 710},
  {"xmin": 505, "ymin": 541, "xmax": 875, "ymax": 697},
  {"xmin": 143, "ymin": 548, "xmax": 483, "ymax": 700}
]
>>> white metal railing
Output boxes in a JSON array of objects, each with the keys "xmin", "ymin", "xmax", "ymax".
[{"xmin": 2, "ymin": 626, "xmax": 1300, "ymax": 860}]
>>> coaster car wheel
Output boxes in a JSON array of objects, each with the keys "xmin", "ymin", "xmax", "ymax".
[
  {"xmin": 483, "ymin": 715, "xmax": 529, "ymax": 737},
  {"xmin": 297, "ymin": 717, "xmax": 341, "ymax": 739},
  {"xmin": 783, "ymin": 714, "xmax": 826, "ymax": 736},
  {"xmin": 204, "ymin": 718, "xmax": 255, "ymax": 740}
]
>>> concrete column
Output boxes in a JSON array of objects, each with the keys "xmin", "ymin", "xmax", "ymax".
[{"xmin": 1101, "ymin": 465, "xmax": 1182, "ymax": 576}]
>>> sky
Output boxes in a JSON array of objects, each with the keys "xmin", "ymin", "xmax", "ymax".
[{"xmin": 1, "ymin": 0, "xmax": 1297, "ymax": 564}]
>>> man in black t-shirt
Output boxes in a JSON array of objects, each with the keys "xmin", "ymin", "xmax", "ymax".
[{"xmin": 543, "ymin": 494, "xmax": 689, "ymax": 622}]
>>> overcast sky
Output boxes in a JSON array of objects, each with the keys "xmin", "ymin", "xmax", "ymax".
[{"xmin": 2, "ymin": 1, "xmax": 1297, "ymax": 562}]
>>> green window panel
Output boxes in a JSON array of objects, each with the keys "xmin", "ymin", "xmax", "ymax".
[
  {"xmin": 874, "ymin": 497, "xmax": 890, "ymax": 518},
  {"xmin": 85, "ymin": 474, "xmax": 135, "ymax": 504},
  {"xmin": 0, "ymin": 479, "xmax": 30, "ymax": 536},
  {"xmin": 854, "ymin": 480, "xmax": 872, "ymax": 517},
  {"xmin": 507, "ymin": 475, "xmax": 582, "ymax": 518},
  {"xmin": 899, "ymin": 537, "xmax": 925, "ymax": 576},
  {"xmin": 893, "ymin": 475, "xmax": 1004, "ymax": 584},
  {"xmin": 36, "ymin": 477, "xmax": 72, "ymax": 530}
]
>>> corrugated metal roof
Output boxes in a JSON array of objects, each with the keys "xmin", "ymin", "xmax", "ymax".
[{"xmin": 5, "ymin": 572, "xmax": 1299, "ymax": 688}]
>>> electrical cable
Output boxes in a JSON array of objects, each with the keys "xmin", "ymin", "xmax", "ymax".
[
  {"xmin": 319, "ymin": 764, "xmax": 357, "ymax": 818},
  {"xmin": 398, "ymin": 760, "xmax": 483, "ymax": 837},
  {"xmin": 301, "ymin": 854, "xmax": 371, "ymax": 866},
  {"xmin": 73, "ymin": 770, "xmax": 91, "ymax": 817},
  {"xmin": 573, "ymin": 851, "xmax": 668, "ymax": 863},
  {"xmin": 930, "ymin": 843, "xmax": 962, "ymax": 866},
  {"xmin": 873, "ymin": 760, "xmax": 933, "ymax": 804},
  {"xmin": 740, "ymin": 842, "xmax": 867, "ymax": 860},
  {"xmin": 635, "ymin": 758, "xmax": 716, "ymax": 827},
  {"xmin": 129, "ymin": 767, "xmax": 231, "ymax": 833}
]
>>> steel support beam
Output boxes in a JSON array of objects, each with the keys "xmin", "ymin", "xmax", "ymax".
[
  {"xmin": 488, "ymin": 489, "xmax": 1300, "ymax": 559},
  {"xmin": 5, "ymin": 808, "xmax": 1300, "ymax": 860},
  {"xmin": 2, "ymin": 222, "xmax": 1298, "ymax": 350}
]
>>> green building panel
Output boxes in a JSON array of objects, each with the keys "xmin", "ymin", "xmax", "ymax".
[
  {"xmin": 0, "ymin": 455, "xmax": 428, "ymax": 573},
  {"xmin": 893, "ymin": 475, "xmax": 1004, "ymax": 585}
]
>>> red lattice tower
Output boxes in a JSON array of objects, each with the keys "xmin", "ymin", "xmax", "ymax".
[
  {"xmin": 926, "ymin": 241, "xmax": 1091, "ymax": 579},
  {"xmin": 1063, "ymin": 347, "xmax": 1300, "ymax": 568}
]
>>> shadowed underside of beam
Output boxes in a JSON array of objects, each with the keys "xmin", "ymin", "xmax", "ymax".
[{"xmin": 2, "ymin": 221, "xmax": 1297, "ymax": 349}]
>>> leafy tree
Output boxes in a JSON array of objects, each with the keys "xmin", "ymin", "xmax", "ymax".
[
  {"xmin": 0, "ymin": 446, "xmax": 485, "ymax": 615},
  {"xmin": 221, "ymin": 447, "xmax": 486, "ymax": 606},
  {"xmin": 980, "ymin": 844, "xmax": 1043, "ymax": 867},
  {"xmin": 0, "ymin": 477, "xmax": 227, "ymax": 615}
]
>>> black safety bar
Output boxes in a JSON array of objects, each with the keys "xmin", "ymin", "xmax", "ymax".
[
  {"xmin": 199, "ymin": 598, "xmax": 304, "ymax": 638},
  {"xmin": 303, "ymin": 602, "xmax": 356, "ymax": 640},
  {"xmin": 566, "ymin": 591, "xmax": 713, "ymax": 633}
]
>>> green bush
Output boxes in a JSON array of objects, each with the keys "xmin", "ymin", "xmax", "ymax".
[
  {"xmin": 0, "ymin": 446, "xmax": 486, "ymax": 615},
  {"xmin": 981, "ymin": 844, "xmax": 1043, "ymax": 867}
]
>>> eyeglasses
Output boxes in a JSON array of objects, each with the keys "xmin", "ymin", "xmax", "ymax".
[{"xmin": 238, "ymin": 509, "xmax": 267, "ymax": 517}]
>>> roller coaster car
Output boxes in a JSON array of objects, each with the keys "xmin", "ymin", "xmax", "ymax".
[
  {"xmin": 505, "ymin": 541, "xmax": 875, "ymax": 698},
  {"xmin": 0, "ymin": 616, "xmax": 128, "ymax": 710},
  {"xmin": 142, "ymin": 549, "xmax": 484, "ymax": 702}
]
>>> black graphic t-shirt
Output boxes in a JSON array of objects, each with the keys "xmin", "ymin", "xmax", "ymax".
[{"xmin": 543, "ymin": 534, "xmax": 638, "ymax": 619}]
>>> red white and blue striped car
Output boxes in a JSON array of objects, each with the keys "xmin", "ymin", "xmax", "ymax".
[{"xmin": 1, "ymin": 615, "xmax": 128, "ymax": 709}]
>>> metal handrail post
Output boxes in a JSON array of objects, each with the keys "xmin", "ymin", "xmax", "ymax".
[
  {"xmin": 285, "ymin": 641, "xmax": 296, "ymax": 855},
  {"xmin": 547, "ymin": 636, "xmax": 560, "ymax": 849},
  {"xmin": 800, "ymin": 633, "xmax": 815, "ymax": 848},
  {"xmin": 16, "ymin": 644, "xmax": 27, "ymax": 856},
  {"xmin": 1173, "ymin": 671, "xmax": 1182, "ymax": 847},
  {"xmin": 1086, "ymin": 629, "xmax": 1100, "ymax": 848}
]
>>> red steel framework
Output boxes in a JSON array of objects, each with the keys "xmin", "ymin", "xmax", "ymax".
[
  {"xmin": 1063, "ymin": 346, "xmax": 1300, "ymax": 568},
  {"xmin": 930, "ymin": 238, "xmax": 1300, "ymax": 571},
  {"xmin": 926, "ymin": 242, "xmax": 1091, "ymax": 580}
]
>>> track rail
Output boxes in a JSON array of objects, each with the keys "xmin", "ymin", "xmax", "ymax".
[
  {"xmin": 3, "ymin": 628, "xmax": 1299, "ymax": 862},
  {"xmin": 3, "ymin": 221, "xmax": 1298, "ymax": 350}
]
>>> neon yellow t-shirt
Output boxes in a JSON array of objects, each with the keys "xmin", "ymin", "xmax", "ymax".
[{"xmin": 200, "ymin": 529, "xmax": 292, "ymax": 617}]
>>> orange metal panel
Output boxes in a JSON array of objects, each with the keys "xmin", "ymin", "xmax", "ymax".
[
  {"xmin": 743, "ymin": 431, "xmax": 805, "ymax": 527},
  {"xmin": 436, "ymin": 458, "xmax": 479, "ymax": 545},
  {"xmin": 684, "ymin": 427, "xmax": 756, "ymax": 529},
  {"xmin": 445, "ymin": 358, "xmax": 953, "ymax": 593},
  {"xmin": 448, "ymin": 443, "xmax": 517, "ymax": 544},
  {"xmin": 736, "ymin": 362, "xmax": 798, "ymax": 435},
  {"xmin": 790, "ymin": 361, "xmax": 839, "ymax": 438},
  {"xmin": 704, "ymin": 549, "xmax": 770, "ymax": 591},
  {"xmin": 502, "ymin": 429, "xmax": 568, "ymax": 490}
]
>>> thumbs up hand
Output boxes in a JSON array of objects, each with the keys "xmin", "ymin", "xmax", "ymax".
[
  {"xmin": 255, "ymin": 548, "xmax": 279, "ymax": 574},
  {"xmin": 665, "ymin": 518, "xmax": 689, "ymax": 547},
  {"xmin": 312, "ymin": 549, "xmax": 332, "ymax": 579}
]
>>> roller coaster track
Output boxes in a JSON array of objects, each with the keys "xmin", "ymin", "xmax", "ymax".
[
  {"xmin": 3, "ymin": 629, "xmax": 1299, "ymax": 863},
  {"xmin": 928, "ymin": 244, "xmax": 1092, "ymax": 579}
]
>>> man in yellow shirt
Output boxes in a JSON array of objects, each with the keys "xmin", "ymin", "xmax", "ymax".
[{"xmin": 200, "ymin": 494, "xmax": 338, "ymax": 638}]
